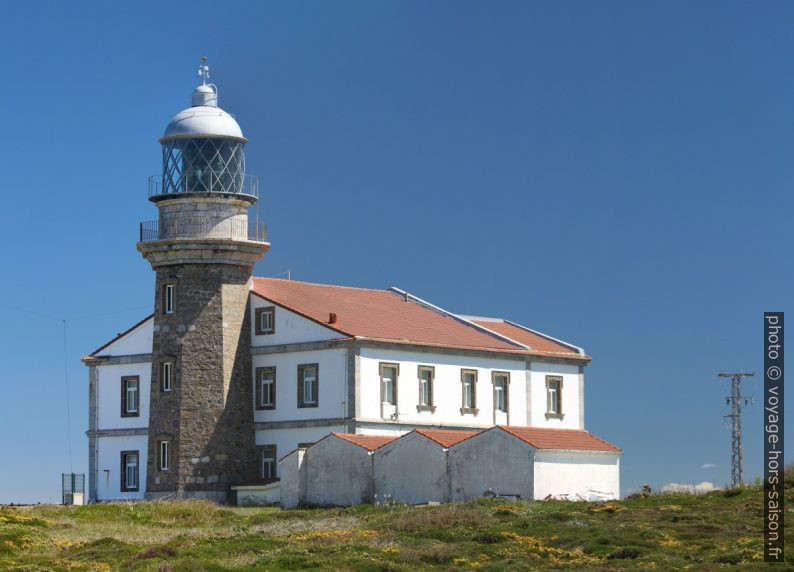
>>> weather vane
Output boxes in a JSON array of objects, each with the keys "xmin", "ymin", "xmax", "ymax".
[{"xmin": 198, "ymin": 56, "xmax": 210, "ymax": 84}]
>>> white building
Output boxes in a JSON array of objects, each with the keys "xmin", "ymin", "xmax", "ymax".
[{"xmin": 82, "ymin": 61, "xmax": 620, "ymax": 503}]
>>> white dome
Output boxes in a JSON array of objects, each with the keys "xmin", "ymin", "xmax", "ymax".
[
  {"xmin": 160, "ymin": 83, "xmax": 246, "ymax": 142},
  {"xmin": 161, "ymin": 106, "xmax": 245, "ymax": 142}
]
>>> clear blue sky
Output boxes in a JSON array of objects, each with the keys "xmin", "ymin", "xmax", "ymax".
[{"xmin": 0, "ymin": 1, "xmax": 790, "ymax": 503}]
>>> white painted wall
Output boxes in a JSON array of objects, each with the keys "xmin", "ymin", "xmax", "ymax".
[
  {"xmin": 95, "ymin": 435, "xmax": 148, "ymax": 500},
  {"xmin": 356, "ymin": 425, "xmax": 414, "ymax": 438},
  {"xmin": 529, "ymin": 362, "xmax": 583, "ymax": 429},
  {"xmin": 233, "ymin": 482, "xmax": 281, "ymax": 506},
  {"xmin": 255, "ymin": 425, "xmax": 345, "ymax": 480},
  {"xmin": 448, "ymin": 428, "xmax": 534, "ymax": 501},
  {"xmin": 303, "ymin": 437, "xmax": 374, "ymax": 506},
  {"xmin": 250, "ymin": 297, "xmax": 343, "ymax": 347},
  {"xmin": 534, "ymin": 451, "xmax": 620, "ymax": 500},
  {"xmin": 279, "ymin": 449, "xmax": 305, "ymax": 508},
  {"xmin": 97, "ymin": 362, "xmax": 151, "ymax": 430},
  {"xmin": 358, "ymin": 347, "xmax": 527, "ymax": 428},
  {"xmin": 374, "ymin": 433, "xmax": 448, "ymax": 504},
  {"xmin": 96, "ymin": 318, "xmax": 153, "ymax": 357},
  {"xmin": 252, "ymin": 348, "xmax": 347, "ymax": 423}
]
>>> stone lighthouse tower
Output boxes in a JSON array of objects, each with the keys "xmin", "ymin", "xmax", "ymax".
[{"xmin": 137, "ymin": 60, "xmax": 269, "ymax": 500}]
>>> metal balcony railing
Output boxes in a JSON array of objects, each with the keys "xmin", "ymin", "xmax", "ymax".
[
  {"xmin": 148, "ymin": 173, "xmax": 258, "ymax": 199},
  {"xmin": 139, "ymin": 218, "xmax": 268, "ymax": 243}
]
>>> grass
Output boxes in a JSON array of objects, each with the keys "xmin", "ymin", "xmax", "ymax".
[{"xmin": 1, "ymin": 481, "xmax": 792, "ymax": 571}]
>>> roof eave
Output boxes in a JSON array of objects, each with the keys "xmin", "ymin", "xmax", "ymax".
[{"xmin": 87, "ymin": 314, "xmax": 154, "ymax": 358}]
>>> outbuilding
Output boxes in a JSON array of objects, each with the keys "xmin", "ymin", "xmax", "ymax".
[
  {"xmin": 374, "ymin": 429, "xmax": 476, "ymax": 504},
  {"xmin": 449, "ymin": 426, "xmax": 621, "ymax": 501},
  {"xmin": 280, "ymin": 433, "xmax": 396, "ymax": 508}
]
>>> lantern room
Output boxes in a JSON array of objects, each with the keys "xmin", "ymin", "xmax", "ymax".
[{"xmin": 150, "ymin": 60, "xmax": 256, "ymax": 201}]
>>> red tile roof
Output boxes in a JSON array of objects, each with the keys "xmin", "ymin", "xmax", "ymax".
[
  {"xmin": 497, "ymin": 426, "xmax": 621, "ymax": 452},
  {"xmin": 331, "ymin": 433, "xmax": 397, "ymax": 451},
  {"xmin": 469, "ymin": 319, "xmax": 584, "ymax": 359},
  {"xmin": 414, "ymin": 428, "xmax": 479, "ymax": 448},
  {"xmin": 251, "ymin": 278, "xmax": 588, "ymax": 361}
]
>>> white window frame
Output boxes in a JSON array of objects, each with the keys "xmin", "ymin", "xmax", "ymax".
[
  {"xmin": 159, "ymin": 440, "xmax": 170, "ymax": 471},
  {"xmin": 259, "ymin": 368, "xmax": 275, "ymax": 408},
  {"xmin": 164, "ymin": 284, "xmax": 175, "ymax": 315},
  {"xmin": 546, "ymin": 376, "xmax": 563, "ymax": 417},
  {"xmin": 122, "ymin": 376, "xmax": 139, "ymax": 416},
  {"xmin": 461, "ymin": 369, "xmax": 478, "ymax": 412},
  {"xmin": 298, "ymin": 364, "xmax": 319, "ymax": 407},
  {"xmin": 303, "ymin": 368, "xmax": 316, "ymax": 404},
  {"xmin": 161, "ymin": 361, "xmax": 172, "ymax": 392},
  {"xmin": 417, "ymin": 365, "xmax": 434, "ymax": 410},
  {"xmin": 493, "ymin": 372, "xmax": 509, "ymax": 413},
  {"xmin": 380, "ymin": 364, "xmax": 397, "ymax": 406},
  {"xmin": 260, "ymin": 308, "xmax": 274, "ymax": 334},
  {"xmin": 261, "ymin": 445, "xmax": 277, "ymax": 480},
  {"xmin": 121, "ymin": 451, "xmax": 138, "ymax": 491}
]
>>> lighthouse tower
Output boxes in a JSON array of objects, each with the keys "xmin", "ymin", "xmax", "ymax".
[{"xmin": 137, "ymin": 60, "xmax": 269, "ymax": 500}]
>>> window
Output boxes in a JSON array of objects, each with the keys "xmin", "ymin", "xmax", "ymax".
[
  {"xmin": 260, "ymin": 445, "xmax": 277, "ymax": 481},
  {"xmin": 120, "ymin": 451, "xmax": 139, "ymax": 492},
  {"xmin": 255, "ymin": 366, "xmax": 276, "ymax": 410},
  {"xmin": 546, "ymin": 376, "xmax": 563, "ymax": 418},
  {"xmin": 297, "ymin": 364, "xmax": 319, "ymax": 408},
  {"xmin": 163, "ymin": 284, "xmax": 175, "ymax": 315},
  {"xmin": 160, "ymin": 361, "xmax": 173, "ymax": 392},
  {"xmin": 121, "ymin": 376, "xmax": 139, "ymax": 417},
  {"xmin": 493, "ymin": 372, "xmax": 509, "ymax": 413},
  {"xmin": 461, "ymin": 369, "xmax": 478, "ymax": 413},
  {"xmin": 255, "ymin": 306, "xmax": 275, "ymax": 335},
  {"xmin": 417, "ymin": 365, "xmax": 435, "ymax": 411},
  {"xmin": 158, "ymin": 440, "xmax": 170, "ymax": 471},
  {"xmin": 380, "ymin": 363, "xmax": 398, "ymax": 406}
]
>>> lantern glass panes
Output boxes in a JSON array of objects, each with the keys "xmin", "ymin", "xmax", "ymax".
[{"xmin": 162, "ymin": 138, "xmax": 245, "ymax": 195}]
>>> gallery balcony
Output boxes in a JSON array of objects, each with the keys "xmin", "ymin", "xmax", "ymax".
[{"xmin": 138, "ymin": 218, "xmax": 268, "ymax": 243}]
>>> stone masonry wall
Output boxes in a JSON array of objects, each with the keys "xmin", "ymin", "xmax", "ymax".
[{"xmin": 146, "ymin": 263, "xmax": 257, "ymax": 498}]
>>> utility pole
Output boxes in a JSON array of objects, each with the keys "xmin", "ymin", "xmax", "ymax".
[{"xmin": 718, "ymin": 371, "xmax": 755, "ymax": 487}]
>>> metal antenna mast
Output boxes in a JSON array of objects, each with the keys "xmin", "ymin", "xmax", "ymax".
[
  {"xmin": 198, "ymin": 56, "xmax": 210, "ymax": 84},
  {"xmin": 718, "ymin": 371, "xmax": 755, "ymax": 487}
]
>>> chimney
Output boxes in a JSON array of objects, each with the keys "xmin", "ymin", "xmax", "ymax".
[{"xmin": 328, "ymin": 312, "xmax": 337, "ymax": 324}]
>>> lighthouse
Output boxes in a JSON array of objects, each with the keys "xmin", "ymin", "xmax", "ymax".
[{"xmin": 137, "ymin": 59, "xmax": 269, "ymax": 500}]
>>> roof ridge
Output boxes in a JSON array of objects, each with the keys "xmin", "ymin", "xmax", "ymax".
[
  {"xmin": 457, "ymin": 315, "xmax": 503, "ymax": 322},
  {"xmin": 388, "ymin": 287, "xmax": 528, "ymax": 350},
  {"xmin": 254, "ymin": 276, "xmax": 389, "ymax": 294},
  {"xmin": 458, "ymin": 316, "xmax": 530, "ymax": 350},
  {"xmin": 502, "ymin": 319, "xmax": 584, "ymax": 356}
]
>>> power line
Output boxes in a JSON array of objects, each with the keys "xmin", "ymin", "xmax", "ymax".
[
  {"xmin": 62, "ymin": 320, "xmax": 73, "ymax": 473},
  {"xmin": 718, "ymin": 371, "xmax": 754, "ymax": 487},
  {"xmin": 1, "ymin": 300, "xmax": 150, "ymax": 480},
  {"xmin": 0, "ymin": 301, "xmax": 150, "ymax": 322},
  {"xmin": 0, "ymin": 302, "xmax": 62, "ymax": 321}
]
